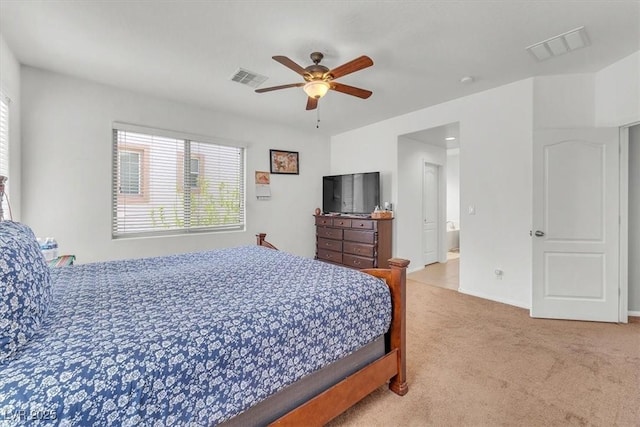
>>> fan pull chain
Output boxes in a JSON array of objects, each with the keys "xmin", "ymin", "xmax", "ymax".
[{"xmin": 316, "ymin": 104, "xmax": 320, "ymax": 129}]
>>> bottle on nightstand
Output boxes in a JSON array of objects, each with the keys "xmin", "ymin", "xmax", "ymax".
[{"xmin": 38, "ymin": 237, "xmax": 58, "ymax": 261}]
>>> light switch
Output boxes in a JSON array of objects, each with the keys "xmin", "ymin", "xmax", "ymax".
[{"xmin": 468, "ymin": 205, "xmax": 476, "ymax": 215}]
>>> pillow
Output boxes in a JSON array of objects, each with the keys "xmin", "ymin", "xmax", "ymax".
[{"xmin": 0, "ymin": 221, "xmax": 52, "ymax": 363}]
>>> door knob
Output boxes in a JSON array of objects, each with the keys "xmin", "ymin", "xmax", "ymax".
[{"xmin": 534, "ymin": 230, "xmax": 545, "ymax": 237}]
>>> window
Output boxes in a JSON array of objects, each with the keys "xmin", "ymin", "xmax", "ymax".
[
  {"xmin": 176, "ymin": 153, "xmax": 204, "ymax": 192},
  {"xmin": 0, "ymin": 93, "xmax": 9, "ymax": 220},
  {"xmin": 189, "ymin": 157, "xmax": 200, "ymax": 188},
  {"xmin": 116, "ymin": 142, "xmax": 149, "ymax": 204},
  {"xmin": 119, "ymin": 151, "xmax": 142, "ymax": 195},
  {"xmin": 112, "ymin": 124, "xmax": 245, "ymax": 238}
]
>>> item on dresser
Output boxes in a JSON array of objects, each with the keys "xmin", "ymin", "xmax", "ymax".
[
  {"xmin": 371, "ymin": 210, "xmax": 393, "ymax": 219},
  {"xmin": 314, "ymin": 214, "xmax": 393, "ymax": 269}
]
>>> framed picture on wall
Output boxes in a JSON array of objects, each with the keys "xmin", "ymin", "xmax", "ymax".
[
  {"xmin": 255, "ymin": 171, "xmax": 270, "ymax": 184},
  {"xmin": 270, "ymin": 149, "xmax": 299, "ymax": 175}
]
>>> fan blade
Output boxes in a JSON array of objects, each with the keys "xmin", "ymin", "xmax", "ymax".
[
  {"xmin": 255, "ymin": 83, "xmax": 304, "ymax": 93},
  {"xmin": 327, "ymin": 56, "xmax": 373, "ymax": 80},
  {"xmin": 330, "ymin": 82, "xmax": 372, "ymax": 99},
  {"xmin": 306, "ymin": 97, "xmax": 318, "ymax": 111},
  {"xmin": 273, "ymin": 56, "xmax": 308, "ymax": 76}
]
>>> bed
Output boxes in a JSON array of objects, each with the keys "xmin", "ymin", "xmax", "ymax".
[{"xmin": 0, "ymin": 222, "xmax": 408, "ymax": 426}]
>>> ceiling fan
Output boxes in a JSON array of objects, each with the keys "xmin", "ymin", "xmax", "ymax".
[{"xmin": 255, "ymin": 52, "xmax": 373, "ymax": 110}]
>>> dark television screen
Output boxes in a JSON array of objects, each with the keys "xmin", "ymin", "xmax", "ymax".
[{"xmin": 323, "ymin": 172, "xmax": 380, "ymax": 214}]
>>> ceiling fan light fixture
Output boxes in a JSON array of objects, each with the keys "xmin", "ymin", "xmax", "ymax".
[{"xmin": 303, "ymin": 80, "xmax": 330, "ymax": 99}]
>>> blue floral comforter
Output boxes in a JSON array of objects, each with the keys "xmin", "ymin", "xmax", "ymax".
[{"xmin": 0, "ymin": 245, "xmax": 391, "ymax": 426}]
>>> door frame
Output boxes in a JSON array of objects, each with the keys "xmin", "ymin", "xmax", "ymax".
[
  {"xmin": 620, "ymin": 126, "xmax": 628, "ymax": 322},
  {"xmin": 619, "ymin": 121, "xmax": 640, "ymax": 321}
]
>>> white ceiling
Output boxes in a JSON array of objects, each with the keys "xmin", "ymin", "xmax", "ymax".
[{"xmin": 1, "ymin": 1, "xmax": 638, "ymax": 136}]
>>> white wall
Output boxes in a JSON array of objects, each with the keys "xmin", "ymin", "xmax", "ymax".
[
  {"xmin": 629, "ymin": 125, "xmax": 640, "ymax": 312},
  {"xmin": 332, "ymin": 79, "xmax": 534, "ymax": 308},
  {"xmin": 0, "ymin": 34, "xmax": 21, "ymax": 220},
  {"xmin": 397, "ymin": 137, "xmax": 447, "ymax": 271},
  {"xmin": 21, "ymin": 67, "xmax": 329, "ymax": 262},
  {"xmin": 328, "ymin": 122, "xmax": 397, "ymax": 208},
  {"xmin": 446, "ymin": 148, "xmax": 460, "ymax": 228},
  {"xmin": 533, "ymin": 74, "xmax": 595, "ymax": 128},
  {"xmin": 595, "ymin": 51, "xmax": 640, "ymax": 127}
]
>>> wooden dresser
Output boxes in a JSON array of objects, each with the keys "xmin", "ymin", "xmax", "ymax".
[{"xmin": 314, "ymin": 214, "xmax": 393, "ymax": 269}]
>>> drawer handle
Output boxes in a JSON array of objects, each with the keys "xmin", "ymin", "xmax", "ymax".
[
  {"xmin": 326, "ymin": 242, "xmax": 330, "ymax": 246},
  {"xmin": 354, "ymin": 260, "xmax": 361, "ymax": 265}
]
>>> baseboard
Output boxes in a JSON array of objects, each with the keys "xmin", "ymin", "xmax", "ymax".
[
  {"xmin": 418, "ymin": 281, "xmax": 639, "ymax": 318},
  {"xmin": 458, "ymin": 287, "xmax": 529, "ymax": 310}
]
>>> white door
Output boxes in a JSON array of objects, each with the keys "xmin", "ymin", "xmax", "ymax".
[
  {"xmin": 422, "ymin": 162, "xmax": 439, "ymax": 265},
  {"xmin": 532, "ymin": 128, "xmax": 620, "ymax": 322}
]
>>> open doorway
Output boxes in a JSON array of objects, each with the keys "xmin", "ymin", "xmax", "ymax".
[
  {"xmin": 446, "ymin": 147, "xmax": 460, "ymax": 262},
  {"xmin": 398, "ymin": 122, "xmax": 460, "ymax": 290}
]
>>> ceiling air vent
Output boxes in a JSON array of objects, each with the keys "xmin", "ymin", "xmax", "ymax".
[
  {"xmin": 230, "ymin": 68, "xmax": 268, "ymax": 88},
  {"xmin": 526, "ymin": 26, "xmax": 590, "ymax": 61}
]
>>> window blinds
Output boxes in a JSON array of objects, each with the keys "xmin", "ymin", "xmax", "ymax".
[
  {"xmin": 112, "ymin": 125, "xmax": 245, "ymax": 238},
  {"xmin": 0, "ymin": 94, "xmax": 9, "ymax": 220},
  {"xmin": 0, "ymin": 94, "xmax": 8, "ymax": 179}
]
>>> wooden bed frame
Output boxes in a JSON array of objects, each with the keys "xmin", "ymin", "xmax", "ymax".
[{"xmin": 256, "ymin": 233, "xmax": 409, "ymax": 426}]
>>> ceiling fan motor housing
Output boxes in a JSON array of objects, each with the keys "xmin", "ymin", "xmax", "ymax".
[
  {"xmin": 304, "ymin": 53, "xmax": 330, "ymax": 82},
  {"xmin": 304, "ymin": 65, "xmax": 330, "ymax": 82}
]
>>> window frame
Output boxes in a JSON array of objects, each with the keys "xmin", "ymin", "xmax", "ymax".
[
  {"xmin": 111, "ymin": 123, "xmax": 246, "ymax": 239},
  {"xmin": 117, "ymin": 143, "xmax": 149, "ymax": 204}
]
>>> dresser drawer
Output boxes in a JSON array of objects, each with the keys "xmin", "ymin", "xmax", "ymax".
[
  {"xmin": 317, "ymin": 227, "xmax": 343, "ymax": 240},
  {"xmin": 332, "ymin": 218, "xmax": 352, "ymax": 228},
  {"xmin": 318, "ymin": 238, "xmax": 343, "ymax": 252},
  {"xmin": 344, "ymin": 229, "xmax": 375, "ymax": 244},
  {"xmin": 343, "ymin": 254, "xmax": 375, "ymax": 269},
  {"xmin": 317, "ymin": 249, "xmax": 343, "ymax": 264},
  {"xmin": 351, "ymin": 219, "xmax": 374, "ymax": 229},
  {"xmin": 315, "ymin": 216, "xmax": 333, "ymax": 226},
  {"xmin": 343, "ymin": 241, "xmax": 375, "ymax": 257}
]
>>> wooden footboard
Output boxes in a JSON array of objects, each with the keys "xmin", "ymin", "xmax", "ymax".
[{"xmin": 256, "ymin": 233, "xmax": 409, "ymax": 425}]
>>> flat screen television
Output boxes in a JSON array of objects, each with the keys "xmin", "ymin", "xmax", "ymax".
[{"xmin": 323, "ymin": 172, "xmax": 380, "ymax": 215}]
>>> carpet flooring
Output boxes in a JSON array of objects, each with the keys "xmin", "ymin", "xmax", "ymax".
[{"xmin": 328, "ymin": 279, "xmax": 640, "ymax": 426}]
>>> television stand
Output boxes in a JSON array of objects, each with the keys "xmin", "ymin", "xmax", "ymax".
[{"xmin": 314, "ymin": 214, "xmax": 393, "ymax": 269}]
